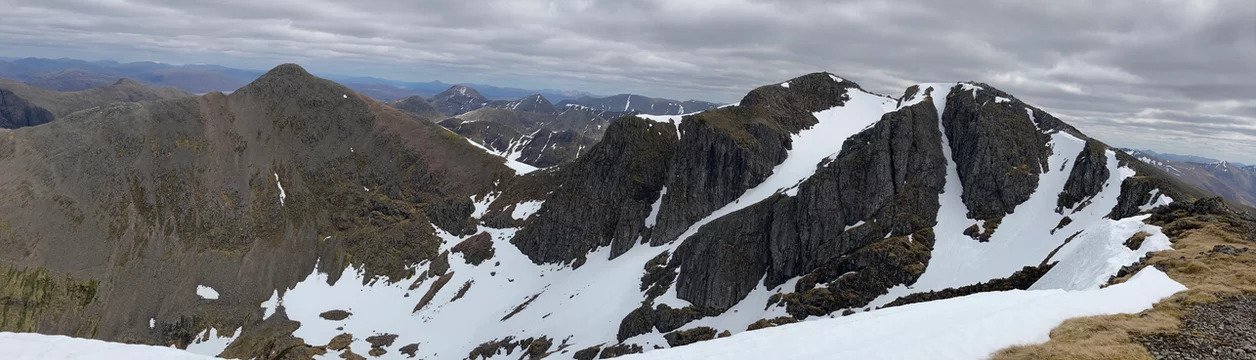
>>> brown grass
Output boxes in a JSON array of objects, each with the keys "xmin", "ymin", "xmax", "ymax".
[{"xmin": 993, "ymin": 214, "xmax": 1256, "ymax": 359}]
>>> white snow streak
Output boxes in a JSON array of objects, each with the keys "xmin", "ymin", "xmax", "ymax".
[
  {"xmin": 274, "ymin": 172, "xmax": 286, "ymax": 206},
  {"xmin": 645, "ymin": 187, "xmax": 666, "ymax": 228}
]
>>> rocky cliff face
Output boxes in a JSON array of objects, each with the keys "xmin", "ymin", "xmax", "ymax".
[
  {"xmin": 673, "ymin": 92, "xmax": 946, "ymax": 310},
  {"xmin": 509, "ymin": 116, "xmax": 678, "ymax": 263},
  {"xmin": 940, "ymin": 84, "xmax": 1052, "ymax": 220},
  {"xmin": 0, "ymin": 88, "xmax": 55, "ymax": 128},
  {"xmin": 649, "ymin": 73, "xmax": 853, "ymax": 246}
]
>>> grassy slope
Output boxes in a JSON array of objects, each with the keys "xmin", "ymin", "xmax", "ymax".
[{"xmin": 994, "ymin": 199, "xmax": 1256, "ymax": 359}]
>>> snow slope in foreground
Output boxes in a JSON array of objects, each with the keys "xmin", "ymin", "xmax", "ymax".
[
  {"xmin": 0, "ymin": 332, "xmax": 214, "ymax": 359},
  {"xmin": 618, "ymin": 268, "xmax": 1185, "ymax": 360}
]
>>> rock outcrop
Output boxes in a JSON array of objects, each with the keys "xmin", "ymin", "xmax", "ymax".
[
  {"xmin": 941, "ymin": 84, "xmax": 1051, "ymax": 220},
  {"xmin": 510, "ymin": 116, "xmax": 678, "ymax": 263},
  {"xmin": 673, "ymin": 97, "xmax": 946, "ymax": 309}
]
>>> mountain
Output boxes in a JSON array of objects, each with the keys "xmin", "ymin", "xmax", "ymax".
[
  {"xmin": 0, "ymin": 77, "xmax": 191, "ymax": 128},
  {"xmin": 385, "ymin": 95, "xmax": 445, "ymax": 120},
  {"xmin": 429, "ymin": 85, "xmax": 489, "ymax": 116},
  {"xmin": 438, "ymin": 104, "xmax": 624, "ymax": 168},
  {"xmin": 1, "ymin": 66, "xmax": 1249, "ymax": 360},
  {"xmin": 1126, "ymin": 149, "xmax": 1256, "ymax": 207},
  {"xmin": 0, "ymin": 64, "xmax": 515, "ymax": 358},
  {"xmin": 485, "ymin": 93, "xmax": 559, "ymax": 114},
  {"xmin": 411, "ymin": 90, "xmax": 641, "ymax": 168},
  {"xmin": 558, "ymin": 94, "xmax": 719, "ymax": 115},
  {"xmin": 0, "ymin": 58, "xmax": 262, "ymax": 93},
  {"xmin": 0, "ymin": 57, "xmax": 603, "ymax": 103}
]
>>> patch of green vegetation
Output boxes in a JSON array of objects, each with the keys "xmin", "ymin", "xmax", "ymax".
[{"xmin": 0, "ymin": 266, "xmax": 98, "ymax": 332}]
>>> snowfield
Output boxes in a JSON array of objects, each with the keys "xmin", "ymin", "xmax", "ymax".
[
  {"xmin": 617, "ymin": 268, "xmax": 1184, "ymax": 360},
  {"xmin": 0, "ymin": 332, "xmax": 214, "ymax": 359}
]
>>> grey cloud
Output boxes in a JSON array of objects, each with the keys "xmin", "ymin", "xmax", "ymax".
[{"xmin": 0, "ymin": 0, "xmax": 1253, "ymax": 162}]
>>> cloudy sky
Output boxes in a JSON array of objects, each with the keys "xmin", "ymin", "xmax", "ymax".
[{"xmin": 1, "ymin": 0, "xmax": 1254, "ymax": 163}]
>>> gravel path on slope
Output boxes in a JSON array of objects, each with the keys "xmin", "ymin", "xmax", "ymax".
[{"xmin": 1141, "ymin": 294, "xmax": 1256, "ymax": 360}]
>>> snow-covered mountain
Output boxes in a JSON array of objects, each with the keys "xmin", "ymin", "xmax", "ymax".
[
  {"xmin": 209, "ymin": 73, "xmax": 1200, "ymax": 359},
  {"xmin": 0, "ymin": 66, "xmax": 1228, "ymax": 360},
  {"xmin": 558, "ymin": 94, "xmax": 718, "ymax": 116}
]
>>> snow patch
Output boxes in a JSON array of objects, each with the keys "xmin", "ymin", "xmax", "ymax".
[
  {"xmin": 645, "ymin": 187, "xmax": 667, "ymax": 228},
  {"xmin": 617, "ymin": 268, "xmax": 1184, "ymax": 360},
  {"xmin": 195, "ymin": 285, "xmax": 219, "ymax": 300},
  {"xmin": 184, "ymin": 327, "xmax": 240, "ymax": 357},
  {"xmin": 511, "ymin": 200, "xmax": 544, "ymax": 220},
  {"xmin": 0, "ymin": 332, "xmax": 215, "ymax": 359}
]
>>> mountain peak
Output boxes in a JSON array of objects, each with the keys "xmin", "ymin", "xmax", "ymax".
[{"xmin": 264, "ymin": 63, "xmax": 313, "ymax": 78}]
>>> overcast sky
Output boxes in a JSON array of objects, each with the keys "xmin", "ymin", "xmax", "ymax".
[{"xmin": 1, "ymin": 0, "xmax": 1253, "ymax": 163}]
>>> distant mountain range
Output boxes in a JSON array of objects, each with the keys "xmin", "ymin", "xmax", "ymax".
[
  {"xmin": 385, "ymin": 83, "xmax": 718, "ymax": 169},
  {"xmin": 0, "ymin": 77, "xmax": 190, "ymax": 128},
  {"xmin": 0, "ymin": 57, "xmax": 717, "ymax": 107},
  {"xmin": 1124, "ymin": 149, "xmax": 1256, "ymax": 207}
]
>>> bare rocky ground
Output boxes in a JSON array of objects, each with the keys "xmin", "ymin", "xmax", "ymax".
[{"xmin": 1141, "ymin": 294, "xmax": 1256, "ymax": 360}]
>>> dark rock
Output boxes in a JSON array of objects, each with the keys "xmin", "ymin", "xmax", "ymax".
[
  {"xmin": 1057, "ymin": 140, "xmax": 1110, "ymax": 212},
  {"xmin": 941, "ymin": 83, "xmax": 1051, "ymax": 220},
  {"xmin": 365, "ymin": 333, "xmax": 398, "ymax": 348},
  {"xmin": 882, "ymin": 264, "xmax": 1054, "ymax": 308},
  {"xmin": 616, "ymin": 305, "xmax": 655, "ymax": 342},
  {"xmin": 221, "ymin": 308, "xmax": 324, "ymax": 360},
  {"xmin": 651, "ymin": 73, "xmax": 854, "ymax": 245},
  {"xmin": 327, "ymin": 333, "xmax": 353, "ymax": 351},
  {"xmin": 673, "ymin": 97, "xmax": 945, "ymax": 310},
  {"xmin": 398, "ymin": 343, "xmax": 419, "ymax": 358},
  {"xmin": 663, "ymin": 327, "xmax": 718, "ymax": 347},
  {"xmin": 746, "ymin": 316, "xmax": 799, "ymax": 331},
  {"xmin": 511, "ymin": 116, "xmax": 677, "ymax": 263},
  {"xmin": 599, "ymin": 343, "xmax": 643, "ymax": 359},
  {"xmin": 452, "ymin": 232, "xmax": 496, "ymax": 265},
  {"xmin": 1140, "ymin": 295, "xmax": 1256, "ymax": 360},
  {"xmin": 319, "ymin": 310, "xmax": 352, "ymax": 321},
  {"xmin": 422, "ymin": 196, "xmax": 476, "ymax": 236},
  {"xmin": 0, "ymin": 88, "xmax": 55, "ymax": 129},
  {"xmin": 1124, "ymin": 231, "xmax": 1151, "ymax": 251},
  {"xmin": 574, "ymin": 345, "xmax": 602, "ymax": 360},
  {"xmin": 368, "ymin": 347, "xmax": 387, "ymax": 357}
]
